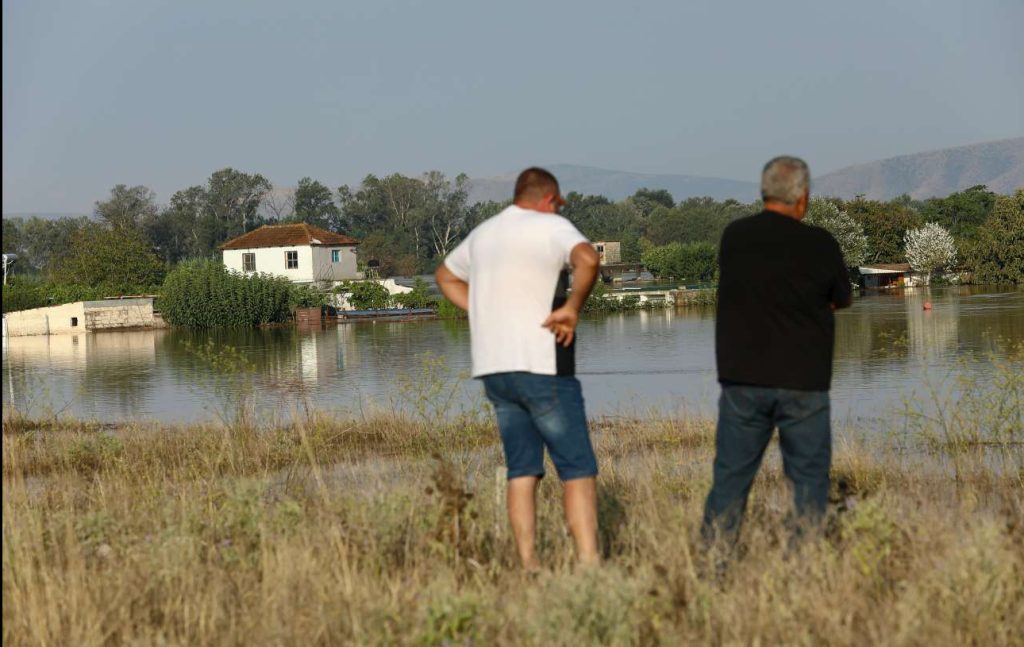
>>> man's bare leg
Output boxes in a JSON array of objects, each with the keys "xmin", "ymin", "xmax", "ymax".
[
  {"xmin": 507, "ymin": 476, "xmax": 541, "ymax": 570},
  {"xmin": 564, "ymin": 477, "xmax": 600, "ymax": 566}
]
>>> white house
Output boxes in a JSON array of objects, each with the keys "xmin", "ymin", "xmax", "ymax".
[{"xmin": 219, "ymin": 223, "xmax": 361, "ymax": 285}]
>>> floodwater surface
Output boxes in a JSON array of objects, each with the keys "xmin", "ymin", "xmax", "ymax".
[{"xmin": 3, "ymin": 286, "xmax": 1022, "ymax": 430}]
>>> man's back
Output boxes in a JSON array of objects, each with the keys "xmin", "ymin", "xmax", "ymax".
[
  {"xmin": 715, "ymin": 209, "xmax": 851, "ymax": 391},
  {"xmin": 445, "ymin": 205, "xmax": 588, "ymax": 377}
]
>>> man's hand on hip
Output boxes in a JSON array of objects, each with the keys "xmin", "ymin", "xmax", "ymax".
[{"xmin": 543, "ymin": 305, "xmax": 579, "ymax": 347}]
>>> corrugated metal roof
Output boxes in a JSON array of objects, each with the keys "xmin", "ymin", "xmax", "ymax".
[
  {"xmin": 218, "ymin": 224, "xmax": 358, "ymax": 251},
  {"xmin": 859, "ymin": 263, "xmax": 913, "ymax": 273}
]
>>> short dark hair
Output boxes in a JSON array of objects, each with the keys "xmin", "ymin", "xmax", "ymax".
[{"xmin": 514, "ymin": 167, "xmax": 560, "ymax": 202}]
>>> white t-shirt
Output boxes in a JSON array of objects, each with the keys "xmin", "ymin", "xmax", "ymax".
[{"xmin": 444, "ymin": 205, "xmax": 590, "ymax": 378}]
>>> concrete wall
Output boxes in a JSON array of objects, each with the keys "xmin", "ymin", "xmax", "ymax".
[
  {"xmin": 223, "ymin": 245, "xmax": 359, "ymax": 284},
  {"xmin": 4, "ymin": 299, "xmax": 155, "ymax": 337},
  {"xmin": 593, "ymin": 241, "xmax": 622, "ymax": 264},
  {"xmin": 83, "ymin": 299, "xmax": 155, "ymax": 330},
  {"xmin": 4, "ymin": 302, "xmax": 86, "ymax": 336}
]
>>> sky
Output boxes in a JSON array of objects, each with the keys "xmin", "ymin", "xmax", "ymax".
[{"xmin": 3, "ymin": 0, "xmax": 1023, "ymax": 214}]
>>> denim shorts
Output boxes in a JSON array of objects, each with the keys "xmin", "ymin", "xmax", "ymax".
[{"xmin": 480, "ymin": 372, "xmax": 598, "ymax": 481}]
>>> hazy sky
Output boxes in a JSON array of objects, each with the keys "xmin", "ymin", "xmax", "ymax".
[{"xmin": 3, "ymin": 0, "xmax": 1022, "ymax": 213}]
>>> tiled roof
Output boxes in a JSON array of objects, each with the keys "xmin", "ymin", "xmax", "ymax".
[{"xmin": 219, "ymin": 224, "xmax": 358, "ymax": 250}]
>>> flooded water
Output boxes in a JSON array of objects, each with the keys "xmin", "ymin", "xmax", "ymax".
[{"xmin": 3, "ymin": 286, "xmax": 1022, "ymax": 428}]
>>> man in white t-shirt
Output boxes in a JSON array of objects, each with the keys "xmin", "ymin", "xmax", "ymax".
[{"xmin": 435, "ymin": 167, "xmax": 602, "ymax": 569}]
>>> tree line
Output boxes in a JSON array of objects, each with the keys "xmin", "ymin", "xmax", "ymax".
[{"xmin": 2, "ymin": 167, "xmax": 1022, "ymax": 290}]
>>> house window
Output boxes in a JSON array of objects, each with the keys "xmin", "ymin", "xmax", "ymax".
[
  {"xmin": 331, "ymin": 249, "xmax": 340, "ymax": 263},
  {"xmin": 596, "ymin": 245, "xmax": 605, "ymax": 253},
  {"xmin": 286, "ymin": 250, "xmax": 299, "ymax": 269},
  {"xmin": 71, "ymin": 317, "xmax": 79, "ymax": 327},
  {"xmin": 242, "ymin": 253, "xmax": 256, "ymax": 272}
]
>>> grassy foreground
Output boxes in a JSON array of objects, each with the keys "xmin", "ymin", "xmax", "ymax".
[{"xmin": 2, "ymin": 399, "xmax": 1022, "ymax": 647}]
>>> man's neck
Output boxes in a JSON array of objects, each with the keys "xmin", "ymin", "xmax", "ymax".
[
  {"xmin": 514, "ymin": 200, "xmax": 553, "ymax": 213},
  {"xmin": 763, "ymin": 200, "xmax": 804, "ymax": 220}
]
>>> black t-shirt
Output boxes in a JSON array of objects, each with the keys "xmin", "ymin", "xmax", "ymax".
[{"xmin": 715, "ymin": 209, "xmax": 851, "ymax": 391}]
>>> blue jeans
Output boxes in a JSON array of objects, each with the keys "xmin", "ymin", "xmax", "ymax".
[
  {"xmin": 702, "ymin": 385, "xmax": 832, "ymax": 544},
  {"xmin": 481, "ymin": 372, "xmax": 598, "ymax": 481}
]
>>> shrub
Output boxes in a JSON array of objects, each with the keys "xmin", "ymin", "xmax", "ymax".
[
  {"xmin": 393, "ymin": 278, "xmax": 435, "ymax": 309},
  {"xmin": 641, "ymin": 242, "xmax": 717, "ymax": 283},
  {"xmin": 968, "ymin": 190, "xmax": 1024, "ymax": 284},
  {"xmin": 435, "ymin": 297, "xmax": 466, "ymax": 319},
  {"xmin": 160, "ymin": 259, "xmax": 294, "ymax": 328},
  {"xmin": 339, "ymin": 281, "xmax": 392, "ymax": 310},
  {"xmin": 2, "ymin": 277, "xmax": 160, "ymax": 313},
  {"xmin": 51, "ymin": 224, "xmax": 166, "ymax": 291}
]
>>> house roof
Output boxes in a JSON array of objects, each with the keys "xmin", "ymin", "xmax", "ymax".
[
  {"xmin": 218, "ymin": 224, "xmax": 358, "ymax": 251},
  {"xmin": 859, "ymin": 263, "xmax": 913, "ymax": 274}
]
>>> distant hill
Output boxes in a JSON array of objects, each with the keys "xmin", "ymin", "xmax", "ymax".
[
  {"xmin": 814, "ymin": 138, "xmax": 1024, "ymax": 200},
  {"xmin": 1, "ymin": 212, "xmax": 89, "ymax": 221},
  {"xmin": 468, "ymin": 140, "xmax": 1024, "ymax": 205},
  {"xmin": 468, "ymin": 164, "xmax": 759, "ymax": 204}
]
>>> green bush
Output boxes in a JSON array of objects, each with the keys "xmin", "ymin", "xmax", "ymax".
[
  {"xmin": 393, "ymin": 278, "xmax": 435, "ymax": 309},
  {"xmin": 51, "ymin": 225, "xmax": 166, "ymax": 292},
  {"xmin": 338, "ymin": 281, "xmax": 392, "ymax": 310},
  {"xmin": 160, "ymin": 259, "xmax": 294, "ymax": 328},
  {"xmin": 435, "ymin": 297, "xmax": 466, "ymax": 319},
  {"xmin": 2, "ymin": 277, "xmax": 160, "ymax": 313},
  {"xmin": 289, "ymin": 284, "xmax": 330, "ymax": 309},
  {"xmin": 582, "ymin": 282, "xmax": 644, "ymax": 313},
  {"xmin": 641, "ymin": 242, "xmax": 717, "ymax": 282},
  {"xmin": 968, "ymin": 189, "xmax": 1024, "ymax": 284}
]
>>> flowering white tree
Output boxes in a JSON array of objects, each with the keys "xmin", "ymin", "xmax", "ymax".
[
  {"xmin": 803, "ymin": 197, "xmax": 869, "ymax": 267},
  {"xmin": 904, "ymin": 222, "xmax": 957, "ymax": 284}
]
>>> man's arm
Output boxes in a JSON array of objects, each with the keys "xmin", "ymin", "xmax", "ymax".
[
  {"xmin": 435, "ymin": 263, "xmax": 469, "ymax": 311},
  {"xmin": 542, "ymin": 242, "xmax": 601, "ymax": 347},
  {"xmin": 831, "ymin": 242, "xmax": 853, "ymax": 310}
]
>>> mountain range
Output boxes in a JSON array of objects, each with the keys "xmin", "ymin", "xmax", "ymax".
[
  {"xmin": 467, "ymin": 137, "xmax": 1024, "ymax": 204},
  {"xmin": 5, "ymin": 139, "xmax": 1022, "ymax": 220}
]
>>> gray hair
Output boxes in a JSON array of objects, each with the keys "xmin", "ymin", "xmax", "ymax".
[{"xmin": 761, "ymin": 156, "xmax": 810, "ymax": 205}]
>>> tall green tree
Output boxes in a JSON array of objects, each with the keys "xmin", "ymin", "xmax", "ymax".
[
  {"xmin": 627, "ymin": 188, "xmax": 675, "ymax": 218},
  {"xmin": 292, "ymin": 177, "xmax": 341, "ymax": 231},
  {"xmin": 148, "ymin": 169, "xmax": 271, "ymax": 262},
  {"xmin": 845, "ymin": 197, "xmax": 922, "ymax": 264},
  {"xmin": 803, "ymin": 197, "xmax": 868, "ymax": 268},
  {"xmin": 423, "ymin": 171, "xmax": 471, "ymax": 259},
  {"xmin": 641, "ymin": 242, "xmax": 717, "ymax": 282},
  {"xmin": 204, "ymin": 168, "xmax": 272, "ymax": 241},
  {"xmin": 646, "ymin": 197, "xmax": 748, "ymax": 247},
  {"xmin": 7, "ymin": 216, "xmax": 93, "ymax": 274},
  {"xmin": 52, "ymin": 224, "xmax": 166, "ymax": 291},
  {"xmin": 94, "ymin": 184, "xmax": 158, "ymax": 232},
  {"xmin": 918, "ymin": 185, "xmax": 996, "ymax": 240},
  {"xmin": 969, "ymin": 189, "xmax": 1024, "ymax": 284}
]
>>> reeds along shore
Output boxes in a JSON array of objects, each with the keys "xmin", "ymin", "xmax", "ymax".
[{"xmin": 2, "ymin": 390, "xmax": 1022, "ymax": 647}]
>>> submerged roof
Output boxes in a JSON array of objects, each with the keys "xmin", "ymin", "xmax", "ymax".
[
  {"xmin": 219, "ymin": 223, "xmax": 358, "ymax": 251},
  {"xmin": 859, "ymin": 263, "xmax": 913, "ymax": 274}
]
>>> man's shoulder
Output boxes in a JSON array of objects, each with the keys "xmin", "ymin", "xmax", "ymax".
[{"xmin": 721, "ymin": 211, "xmax": 764, "ymax": 238}]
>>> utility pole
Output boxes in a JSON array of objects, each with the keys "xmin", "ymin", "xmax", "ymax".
[{"xmin": 2, "ymin": 253, "xmax": 17, "ymax": 286}]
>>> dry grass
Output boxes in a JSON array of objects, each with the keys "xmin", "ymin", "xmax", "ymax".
[{"xmin": 3, "ymin": 399, "xmax": 1022, "ymax": 646}]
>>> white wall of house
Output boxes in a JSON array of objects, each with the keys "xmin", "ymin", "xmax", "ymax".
[{"xmin": 223, "ymin": 245, "xmax": 359, "ymax": 284}]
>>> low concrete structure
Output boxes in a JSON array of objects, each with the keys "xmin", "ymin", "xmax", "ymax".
[
  {"xmin": 593, "ymin": 241, "xmax": 622, "ymax": 265},
  {"xmin": 858, "ymin": 264, "xmax": 924, "ymax": 288},
  {"xmin": 3, "ymin": 298, "xmax": 156, "ymax": 337}
]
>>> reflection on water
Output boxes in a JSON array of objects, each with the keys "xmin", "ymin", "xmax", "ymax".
[{"xmin": 3, "ymin": 286, "xmax": 1022, "ymax": 427}]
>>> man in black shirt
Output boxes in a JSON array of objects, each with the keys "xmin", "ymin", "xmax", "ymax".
[{"xmin": 702, "ymin": 156, "xmax": 852, "ymax": 547}]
